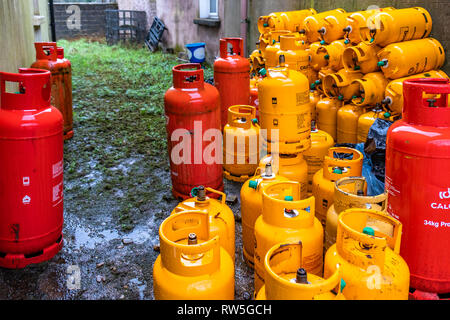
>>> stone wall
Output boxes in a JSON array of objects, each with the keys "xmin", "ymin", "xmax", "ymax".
[{"xmin": 54, "ymin": 2, "xmax": 118, "ymax": 39}]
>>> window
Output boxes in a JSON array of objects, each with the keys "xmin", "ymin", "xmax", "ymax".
[
  {"xmin": 199, "ymin": 0, "xmax": 219, "ymax": 19},
  {"xmin": 209, "ymin": 0, "xmax": 218, "ymax": 19}
]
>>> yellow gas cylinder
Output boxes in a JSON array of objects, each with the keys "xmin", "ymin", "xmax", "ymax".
[
  {"xmin": 257, "ymin": 9, "xmax": 317, "ymax": 34},
  {"xmin": 259, "ymin": 153, "xmax": 308, "ymax": 198},
  {"xmin": 249, "ymin": 75, "xmax": 261, "ymax": 113},
  {"xmin": 377, "ymin": 38, "xmax": 445, "ymax": 80},
  {"xmin": 240, "ymin": 164, "xmax": 289, "ymax": 268},
  {"xmin": 360, "ymin": 7, "xmax": 432, "ymax": 47},
  {"xmin": 309, "ymin": 89, "xmax": 321, "ymax": 121},
  {"xmin": 171, "ymin": 186, "xmax": 235, "ymax": 261},
  {"xmin": 309, "ymin": 41, "xmax": 327, "ymax": 72},
  {"xmin": 254, "ymin": 181, "xmax": 323, "ymax": 293},
  {"xmin": 324, "ymin": 208, "xmax": 410, "ymax": 300},
  {"xmin": 336, "ymin": 104, "xmax": 365, "ymax": 144},
  {"xmin": 303, "ymin": 8, "xmax": 348, "ymax": 44},
  {"xmin": 278, "ymin": 34, "xmax": 310, "ymax": 80},
  {"xmin": 315, "ymin": 96, "xmax": 343, "ymax": 140},
  {"xmin": 342, "ymin": 42, "xmax": 382, "ymax": 74},
  {"xmin": 153, "ymin": 211, "xmax": 235, "ymax": 300},
  {"xmin": 383, "ymin": 70, "xmax": 450, "ymax": 114},
  {"xmin": 263, "ymin": 30, "xmax": 291, "ymax": 68},
  {"xmin": 249, "ymin": 42, "xmax": 265, "ymax": 75},
  {"xmin": 255, "ymin": 242, "xmax": 346, "ymax": 300},
  {"xmin": 357, "ymin": 107, "xmax": 400, "ymax": 143},
  {"xmin": 325, "ymin": 177, "xmax": 387, "ymax": 251},
  {"xmin": 312, "ymin": 147, "xmax": 364, "ymax": 225},
  {"xmin": 315, "ymin": 39, "xmax": 352, "ymax": 72},
  {"xmin": 323, "ymin": 68, "xmax": 363, "ymax": 102},
  {"xmin": 351, "ymin": 72, "xmax": 388, "ymax": 107},
  {"xmin": 223, "ymin": 105, "xmax": 260, "ymax": 182},
  {"xmin": 314, "ymin": 68, "xmax": 334, "ymax": 93},
  {"xmin": 304, "ymin": 121, "xmax": 334, "ymax": 195},
  {"xmin": 343, "ymin": 7, "xmax": 395, "ymax": 45},
  {"xmin": 259, "ymin": 55, "xmax": 311, "ymax": 154}
]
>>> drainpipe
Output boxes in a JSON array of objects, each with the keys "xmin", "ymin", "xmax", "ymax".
[
  {"xmin": 240, "ymin": 0, "xmax": 248, "ymax": 57},
  {"xmin": 49, "ymin": 0, "xmax": 57, "ymax": 42}
]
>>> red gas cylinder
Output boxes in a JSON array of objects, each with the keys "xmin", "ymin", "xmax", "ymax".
[
  {"xmin": 31, "ymin": 42, "xmax": 73, "ymax": 140},
  {"xmin": 385, "ymin": 78, "xmax": 450, "ymax": 297},
  {"xmin": 0, "ymin": 68, "xmax": 64, "ymax": 269},
  {"xmin": 214, "ymin": 38, "xmax": 250, "ymax": 129},
  {"xmin": 164, "ymin": 64, "xmax": 223, "ymax": 200}
]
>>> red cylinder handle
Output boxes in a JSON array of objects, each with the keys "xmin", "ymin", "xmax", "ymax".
[
  {"xmin": 34, "ymin": 42, "xmax": 58, "ymax": 61},
  {"xmin": 403, "ymin": 78, "xmax": 450, "ymax": 127},
  {"xmin": 0, "ymin": 68, "xmax": 51, "ymax": 111},
  {"xmin": 172, "ymin": 63, "xmax": 204, "ymax": 89},
  {"xmin": 220, "ymin": 38, "xmax": 245, "ymax": 58}
]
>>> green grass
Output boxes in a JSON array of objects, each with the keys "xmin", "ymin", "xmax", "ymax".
[{"xmin": 60, "ymin": 38, "xmax": 213, "ymax": 231}]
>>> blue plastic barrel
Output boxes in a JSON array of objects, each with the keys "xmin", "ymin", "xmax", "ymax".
[{"xmin": 185, "ymin": 42, "xmax": 206, "ymax": 63}]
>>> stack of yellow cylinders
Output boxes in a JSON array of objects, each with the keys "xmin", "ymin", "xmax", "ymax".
[
  {"xmin": 223, "ymin": 105, "xmax": 260, "ymax": 182},
  {"xmin": 254, "ymin": 181, "xmax": 323, "ymax": 294}
]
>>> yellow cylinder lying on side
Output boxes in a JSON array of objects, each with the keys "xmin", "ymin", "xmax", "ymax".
[
  {"xmin": 257, "ymin": 9, "xmax": 317, "ymax": 34},
  {"xmin": 303, "ymin": 9, "xmax": 347, "ymax": 44},
  {"xmin": 383, "ymin": 69, "xmax": 449, "ymax": 114},
  {"xmin": 342, "ymin": 42, "xmax": 382, "ymax": 74},
  {"xmin": 351, "ymin": 72, "xmax": 388, "ymax": 107},
  {"xmin": 360, "ymin": 7, "xmax": 432, "ymax": 47},
  {"xmin": 323, "ymin": 68, "xmax": 363, "ymax": 102},
  {"xmin": 377, "ymin": 38, "xmax": 445, "ymax": 80}
]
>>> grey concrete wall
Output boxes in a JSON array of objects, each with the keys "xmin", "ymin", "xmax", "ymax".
[
  {"xmin": 248, "ymin": 0, "xmax": 450, "ymax": 74},
  {"xmin": 54, "ymin": 2, "xmax": 118, "ymax": 39}
]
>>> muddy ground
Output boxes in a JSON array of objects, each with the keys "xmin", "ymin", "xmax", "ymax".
[{"xmin": 0, "ymin": 39, "xmax": 253, "ymax": 300}]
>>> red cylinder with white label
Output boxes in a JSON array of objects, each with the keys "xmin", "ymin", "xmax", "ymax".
[
  {"xmin": 0, "ymin": 68, "xmax": 64, "ymax": 269},
  {"xmin": 385, "ymin": 78, "xmax": 450, "ymax": 297}
]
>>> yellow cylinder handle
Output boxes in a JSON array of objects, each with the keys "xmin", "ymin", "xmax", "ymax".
[
  {"xmin": 279, "ymin": 34, "xmax": 307, "ymax": 51},
  {"xmin": 227, "ymin": 105, "xmax": 257, "ymax": 130},
  {"xmin": 261, "ymin": 181, "xmax": 315, "ymax": 229},
  {"xmin": 322, "ymin": 147, "xmax": 363, "ymax": 180},
  {"xmin": 159, "ymin": 211, "xmax": 221, "ymax": 277},
  {"xmin": 333, "ymin": 176, "xmax": 387, "ymax": 214},
  {"xmin": 264, "ymin": 242, "xmax": 345, "ymax": 299},
  {"xmin": 336, "ymin": 208, "xmax": 403, "ymax": 270}
]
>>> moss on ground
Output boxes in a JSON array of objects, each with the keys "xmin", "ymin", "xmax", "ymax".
[{"xmin": 60, "ymin": 38, "xmax": 212, "ymax": 231}]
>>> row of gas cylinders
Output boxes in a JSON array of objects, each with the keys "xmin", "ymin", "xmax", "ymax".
[
  {"xmin": 153, "ymin": 177, "xmax": 409, "ymax": 300},
  {"xmin": 0, "ymin": 42, "xmax": 73, "ymax": 269},
  {"xmin": 164, "ymin": 44, "xmax": 450, "ymax": 299}
]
